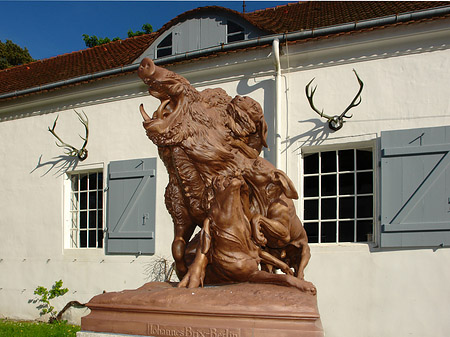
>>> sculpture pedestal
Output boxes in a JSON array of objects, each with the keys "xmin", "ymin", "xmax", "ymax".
[{"xmin": 81, "ymin": 282, "xmax": 323, "ymax": 337}]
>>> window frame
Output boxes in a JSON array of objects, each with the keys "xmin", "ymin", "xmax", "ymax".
[
  {"xmin": 63, "ymin": 165, "xmax": 105, "ymax": 250},
  {"xmin": 300, "ymin": 141, "xmax": 377, "ymax": 244}
]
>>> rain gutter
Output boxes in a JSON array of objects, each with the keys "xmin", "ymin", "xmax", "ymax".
[{"xmin": 1, "ymin": 5, "xmax": 449, "ymax": 101}]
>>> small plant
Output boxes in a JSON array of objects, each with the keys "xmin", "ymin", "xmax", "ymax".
[{"xmin": 33, "ymin": 280, "xmax": 68, "ymax": 323}]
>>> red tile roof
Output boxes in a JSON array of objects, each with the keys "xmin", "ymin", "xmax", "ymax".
[
  {"xmin": 245, "ymin": 1, "xmax": 450, "ymax": 33},
  {"xmin": 1, "ymin": 1, "xmax": 449, "ymax": 100},
  {"xmin": 0, "ymin": 34, "xmax": 156, "ymax": 97}
]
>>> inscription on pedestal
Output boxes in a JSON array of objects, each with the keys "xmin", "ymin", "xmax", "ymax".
[{"xmin": 148, "ymin": 324, "xmax": 240, "ymax": 337}]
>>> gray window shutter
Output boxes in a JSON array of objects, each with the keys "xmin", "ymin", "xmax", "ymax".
[
  {"xmin": 380, "ymin": 126, "xmax": 450, "ymax": 248},
  {"xmin": 106, "ymin": 158, "xmax": 156, "ymax": 255}
]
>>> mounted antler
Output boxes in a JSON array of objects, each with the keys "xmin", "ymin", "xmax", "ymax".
[
  {"xmin": 305, "ymin": 69, "xmax": 364, "ymax": 131},
  {"xmin": 48, "ymin": 110, "xmax": 89, "ymax": 161}
]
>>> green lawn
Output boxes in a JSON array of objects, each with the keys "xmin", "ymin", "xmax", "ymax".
[{"xmin": 0, "ymin": 319, "xmax": 80, "ymax": 337}]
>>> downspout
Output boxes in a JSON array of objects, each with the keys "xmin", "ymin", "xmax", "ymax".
[{"xmin": 272, "ymin": 38, "xmax": 282, "ymax": 170}]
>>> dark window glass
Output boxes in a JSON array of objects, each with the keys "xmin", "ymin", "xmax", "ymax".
[
  {"xmin": 157, "ymin": 34, "xmax": 172, "ymax": 58},
  {"xmin": 80, "ymin": 231, "xmax": 87, "ymax": 247},
  {"xmin": 357, "ymin": 149, "xmax": 372, "ymax": 170},
  {"xmin": 304, "ymin": 176, "xmax": 319, "ymax": 197},
  {"xmin": 357, "ymin": 172, "xmax": 373, "ymax": 194},
  {"xmin": 339, "ymin": 221, "xmax": 355, "ymax": 242},
  {"xmin": 321, "ymin": 174, "xmax": 336, "ymax": 196},
  {"xmin": 97, "ymin": 230, "xmax": 104, "ymax": 248},
  {"xmin": 227, "ymin": 21, "xmax": 245, "ymax": 42},
  {"xmin": 89, "ymin": 192, "xmax": 97, "ymax": 209},
  {"xmin": 357, "ymin": 196, "xmax": 373, "ymax": 218},
  {"xmin": 98, "ymin": 172, "xmax": 103, "ymax": 190},
  {"xmin": 357, "ymin": 220, "xmax": 373, "ymax": 242},
  {"xmin": 304, "ymin": 222, "xmax": 318, "ymax": 243},
  {"xmin": 339, "ymin": 197, "xmax": 354, "ymax": 219},
  {"xmin": 321, "ymin": 222, "xmax": 336, "ymax": 242},
  {"xmin": 80, "ymin": 192, "xmax": 87, "ymax": 210},
  {"xmin": 89, "ymin": 211, "xmax": 97, "ymax": 228},
  {"xmin": 80, "ymin": 211, "xmax": 87, "ymax": 229},
  {"xmin": 338, "ymin": 149, "xmax": 354, "ymax": 171},
  {"xmin": 304, "ymin": 199, "xmax": 318, "ymax": 220},
  {"xmin": 80, "ymin": 174, "xmax": 88, "ymax": 191},
  {"xmin": 88, "ymin": 230, "xmax": 97, "ymax": 248},
  {"xmin": 89, "ymin": 173, "xmax": 97, "ymax": 190},
  {"xmin": 339, "ymin": 173, "xmax": 354, "ymax": 195},
  {"xmin": 304, "ymin": 153, "xmax": 319, "ymax": 174},
  {"xmin": 321, "ymin": 151, "xmax": 336, "ymax": 173},
  {"xmin": 321, "ymin": 198, "xmax": 336, "ymax": 219},
  {"xmin": 98, "ymin": 192, "xmax": 103, "ymax": 209}
]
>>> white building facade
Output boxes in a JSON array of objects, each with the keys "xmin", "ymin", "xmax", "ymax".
[{"xmin": 1, "ymin": 3, "xmax": 450, "ymax": 337}]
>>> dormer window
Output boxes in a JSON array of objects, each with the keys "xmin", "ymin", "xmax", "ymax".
[
  {"xmin": 227, "ymin": 21, "xmax": 245, "ymax": 43},
  {"xmin": 157, "ymin": 33, "xmax": 172, "ymax": 58}
]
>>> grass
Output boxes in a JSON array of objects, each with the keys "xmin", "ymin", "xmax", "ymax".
[{"xmin": 0, "ymin": 319, "xmax": 80, "ymax": 337}]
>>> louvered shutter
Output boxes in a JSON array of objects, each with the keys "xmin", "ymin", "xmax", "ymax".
[
  {"xmin": 106, "ymin": 158, "xmax": 156, "ymax": 254},
  {"xmin": 380, "ymin": 126, "xmax": 450, "ymax": 248}
]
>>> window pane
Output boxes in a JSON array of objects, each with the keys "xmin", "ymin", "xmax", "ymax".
[
  {"xmin": 321, "ymin": 222, "xmax": 336, "ymax": 242},
  {"xmin": 89, "ymin": 211, "xmax": 97, "ymax": 228},
  {"xmin": 321, "ymin": 198, "xmax": 336, "ymax": 219},
  {"xmin": 89, "ymin": 173, "xmax": 97, "ymax": 190},
  {"xmin": 157, "ymin": 34, "xmax": 172, "ymax": 58},
  {"xmin": 321, "ymin": 174, "xmax": 336, "ymax": 196},
  {"xmin": 71, "ymin": 175, "xmax": 78, "ymax": 192},
  {"xmin": 304, "ymin": 222, "xmax": 318, "ymax": 243},
  {"xmin": 339, "ymin": 196, "xmax": 354, "ymax": 219},
  {"xmin": 304, "ymin": 153, "xmax": 319, "ymax": 174},
  {"xmin": 80, "ymin": 192, "xmax": 87, "ymax": 210},
  {"xmin": 80, "ymin": 230, "xmax": 87, "ymax": 247},
  {"xmin": 98, "ymin": 210, "xmax": 103, "ymax": 229},
  {"xmin": 339, "ymin": 173, "xmax": 354, "ymax": 195},
  {"xmin": 339, "ymin": 221, "xmax": 355, "ymax": 242},
  {"xmin": 357, "ymin": 172, "xmax": 373, "ymax": 194},
  {"xmin": 304, "ymin": 199, "xmax": 318, "ymax": 220},
  {"xmin": 88, "ymin": 230, "xmax": 97, "ymax": 248},
  {"xmin": 304, "ymin": 176, "xmax": 319, "ymax": 197},
  {"xmin": 98, "ymin": 173, "xmax": 103, "ymax": 190},
  {"xmin": 357, "ymin": 196, "xmax": 373, "ymax": 218},
  {"xmin": 98, "ymin": 192, "xmax": 103, "ymax": 209},
  {"xmin": 70, "ymin": 193, "xmax": 78, "ymax": 211},
  {"xmin": 97, "ymin": 230, "xmax": 104, "ymax": 248},
  {"xmin": 80, "ymin": 211, "xmax": 87, "ymax": 229},
  {"xmin": 321, "ymin": 151, "xmax": 336, "ymax": 173},
  {"xmin": 89, "ymin": 191, "xmax": 97, "ymax": 209},
  {"xmin": 357, "ymin": 220, "xmax": 373, "ymax": 242},
  {"xmin": 338, "ymin": 150, "xmax": 354, "ymax": 171},
  {"xmin": 80, "ymin": 174, "xmax": 88, "ymax": 191},
  {"xmin": 228, "ymin": 32, "xmax": 245, "ymax": 42},
  {"xmin": 357, "ymin": 149, "xmax": 372, "ymax": 170}
]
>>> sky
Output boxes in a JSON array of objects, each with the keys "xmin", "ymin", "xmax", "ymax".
[{"xmin": 0, "ymin": 0, "xmax": 295, "ymax": 61}]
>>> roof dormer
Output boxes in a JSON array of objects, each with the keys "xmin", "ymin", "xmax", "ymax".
[{"xmin": 137, "ymin": 8, "xmax": 266, "ymax": 62}]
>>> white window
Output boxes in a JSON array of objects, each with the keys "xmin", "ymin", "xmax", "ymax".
[
  {"xmin": 302, "ymin": 146, "xmax": 374, "ymax": 243},
  {"xmin": 67, "ymin": 170, "xmax": 104, "ymax": 248}
]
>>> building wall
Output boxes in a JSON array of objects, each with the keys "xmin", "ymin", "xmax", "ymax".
[{"xmin": 0, "ymin": 18, "xmax": 449, "ymax": 337}]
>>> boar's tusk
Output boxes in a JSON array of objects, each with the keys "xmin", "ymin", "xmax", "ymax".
[{"xmin": 140, "ymin": 104, "xmax": 151, "ymax": 121}]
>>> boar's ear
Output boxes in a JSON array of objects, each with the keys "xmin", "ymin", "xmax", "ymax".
[{"xmin": 273, "ymin": 170, "xmax": 299, "ymax": 200}]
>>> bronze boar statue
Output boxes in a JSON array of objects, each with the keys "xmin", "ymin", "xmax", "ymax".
[{"xmin": 138, "ymin": 57, "xmax": 315, "ymax": 294}]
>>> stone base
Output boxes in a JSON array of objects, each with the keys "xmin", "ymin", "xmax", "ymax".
[{"xmin": 81, "ymin": 282, "xmax": 323, "ymax": 337}]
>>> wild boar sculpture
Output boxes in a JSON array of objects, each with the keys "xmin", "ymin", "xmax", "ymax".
[{"xmin": 138, "ymin": 57, "xmax": 315, "ymax": 294}]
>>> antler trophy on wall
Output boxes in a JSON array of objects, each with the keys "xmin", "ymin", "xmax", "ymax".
[
  {"xmin": 48, "ymin": 110, "xmax": 89, "ymax": 161},
  {"xmin": 305, "ymin": 69, "xmax": 364, "ymax": 131}
]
